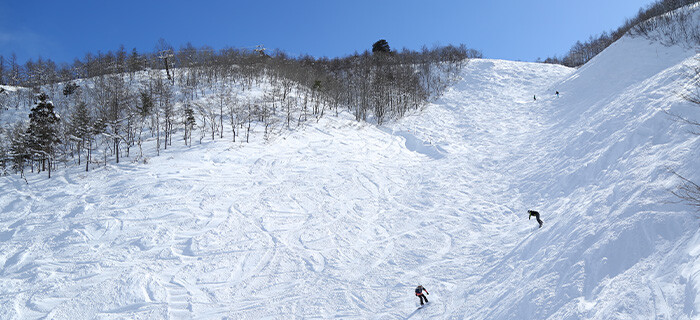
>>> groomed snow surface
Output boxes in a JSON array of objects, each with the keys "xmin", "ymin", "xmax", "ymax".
[{"xmin": 1, "ymin": 35, "xmax": 699, "ymax": 319}]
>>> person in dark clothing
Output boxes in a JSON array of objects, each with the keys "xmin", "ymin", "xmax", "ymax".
[
  {"xmin": 528, "ymin": 210, "xmax": 543, "ymax": 228},
  {"xmin": 415, "ymin": 285, "xmax": 429, "ymax": 305},
  {"xmin": 533, "ymin": 95, "xmax": 537, "ymax": 101},
  {"xmin": 555, "ymin": 91, "xmax": 559, "ymax": 97}
]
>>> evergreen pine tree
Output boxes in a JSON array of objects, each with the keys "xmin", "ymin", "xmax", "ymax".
[
  {"xmin": 63, "ymin": 82, "xmax": 79, "ymax": 96},
  {"xmin": 138, "ymin": 90, "xmax": 154, "ymax": 117},
  {"xmin": 372, "ymin": 40, "xmax": 391, "ymax": 54},
  {"xmin": 87, "ymin": 117, "xmax": 106, "ymax": 171},
  {"xmin": 184, "ymin": 105, "xmax": 196, "ymax": 146},
  {"xmin": 27, "ymin": 93, "xmax": 60, "ymax": 177},
  {"xmin": 9, "ymin": 122, "xmax": 29, "ymax": 177},
  {"xmin": 68, "ymin": 101, "xmax": 92, "ymax": 167},
  {"xmin": 128, "ymin": 48, "xmax": 141, "ymax": 76}
]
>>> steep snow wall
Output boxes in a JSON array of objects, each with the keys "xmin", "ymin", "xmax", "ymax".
[{"xmin": 455, "ymin": 32, "xmax": 700, "ymax": 319}]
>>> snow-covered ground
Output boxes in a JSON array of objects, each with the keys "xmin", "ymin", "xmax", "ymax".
[{"xmin": 1, "ymin": 33, "xmax": 699, "ymax": 319}]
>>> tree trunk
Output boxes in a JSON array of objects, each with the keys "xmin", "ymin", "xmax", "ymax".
[
  {"xmin": 86, "ymin": 140, "xmax": 90, "ymax": 172},
  {"xmin": 115, "ymin": 137, "xmax": 119, "ymax": 163}
]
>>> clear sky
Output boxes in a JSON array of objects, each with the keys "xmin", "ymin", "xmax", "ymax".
[{"xmin": 0, "ymin": 0, "xmax": 655, "ymax": 65}]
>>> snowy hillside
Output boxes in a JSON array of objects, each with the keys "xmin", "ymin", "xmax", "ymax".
[
  {"xmin": 1, "ymin": 33, "xmax": 700, "ymax": 320},
  {"xmin": 445, "ymin": 36, "xmax": 700, "ymax": 319}
]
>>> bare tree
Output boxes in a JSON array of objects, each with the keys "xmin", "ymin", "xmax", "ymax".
[
  {"xmin": 678, "ymin": 58, "xmax": 700, "ymax": 133},
  {"xmin": 135, "ymin": 88, "xmax": 154, "ymax": 159},
  {"xmin": 665, "ymin": 58, "xmax": 700, "ymax": 134},
  {"xmin": 2, "ymin": 39, "xmax": 481, "ymax": 177},
  {"xmin": 227, "ymin": 98, "xmax": 239, "ymax": 142},
  {"xmin": 194, "ymin": 101, "xmax": 218, "ymax": 141},
  {"xmin": 668, "ymin": 57, "xmax": 700, "ymax": 209},
  {"xmin": 670, "ymin": 169, "xmax": 700, "ymax": 209},
  {"xmin": 156, "ymin": 38, "xmax": 175, "ymax": 82},
  {"xmin": 215, "ymin": 80, "xmax": 232, "ymax": 139},
  {"xmin": 97, "ymin": 74, "xmax": 131, "ymax": 163}
]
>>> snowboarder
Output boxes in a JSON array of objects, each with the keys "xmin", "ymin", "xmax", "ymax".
[
  {"xmin": 528, "ymin": 210, "xmax": 543, "ymax": 228},
  {"xmin": 415, "ymin": 285, "xmax": 429, "ymax": 305},
  {"xmin": 555, "ymin": 91, "xmax": 559, "ymax": 97}
]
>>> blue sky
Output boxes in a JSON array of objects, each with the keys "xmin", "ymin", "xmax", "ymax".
[{"xmin": 0, "ymin": 0, "xmax": 654, "ymax": 64}]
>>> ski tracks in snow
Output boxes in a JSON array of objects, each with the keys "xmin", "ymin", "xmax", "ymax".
[{"xmin": 0, "ymin": 59, "xmax": 575, "ymax": 319}]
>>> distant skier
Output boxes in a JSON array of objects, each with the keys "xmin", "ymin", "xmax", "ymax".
[
  {"xmin": 415, "ymin": 285, "xmax": 429, "ymax": 305},
  {"xmin": 555, "ymin": 91, "xmax": 559, "ymax": 97},
  {"xmin": 528, "ymin": 210, "xmax": 543, "ymax": 228},
  {"xmin": 533, "ymin": 95, "xmax": 537, "ymax": 101}
]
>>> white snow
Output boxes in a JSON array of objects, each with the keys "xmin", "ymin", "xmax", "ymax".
[{"xmin": 1, "ymin": 33, "xmax": 699, "ymax": 319}]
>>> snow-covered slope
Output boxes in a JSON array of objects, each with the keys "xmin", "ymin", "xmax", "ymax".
[
  {"xmin": 1, "ymin": 34, "xmax": 699, "ymax": 319},
  {"xmin": 442, "ymin": 36, "xmax": 700, "ymax": 319}
]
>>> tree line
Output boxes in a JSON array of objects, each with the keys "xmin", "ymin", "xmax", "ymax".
[
  {"xmin": 0, "ymin": 40, "xmax": 482, "ymax": 178},
  {"xmin": 542, "ymin": 0, "xmax": 699, "ymax": 67}
]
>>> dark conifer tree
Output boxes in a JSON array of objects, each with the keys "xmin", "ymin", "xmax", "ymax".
[
  {"xmin": 68, "ymin": 101, "xmax": 92, "ymax": 168},
  {"xmin": 128, "ymin": 48, "xmax": 142, "ymax": 76},
  {"xmin": 27, "ymin": 93, "xmax": 60, "ymax": 177},
  {"xmin": 9, "ymin": 122, "xmax": 29, "ymax": 177},
  {"xmin": 184, "ymin": 105, "xmax": 196, "ymax": 146},
  {"xmin": 372, "ymin": 40, "xmax": 391, "ymax": 54},
  {"xmin": 63, "ymin": 82, "xmax": 79, "ymax": 96}
]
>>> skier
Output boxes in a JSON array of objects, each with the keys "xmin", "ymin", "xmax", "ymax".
[
  {"xmin": 528, "ymin": 210, "xmax": 543, "ymax": 228},
  {"xmin": 415, "ymin": 285, "xmax": 429, "ymax": 305},
  {"xmin": 533, "ymin": 95, "xmax": 537, "ymax": 101},
  {"xmin": 555, "ymin": 91, "xmax": 559, "ymax": 97}
]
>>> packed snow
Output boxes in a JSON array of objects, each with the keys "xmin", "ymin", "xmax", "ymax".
[{"xmin": 1, "ymin": 34, "xmax": 699, "ymax": 319}]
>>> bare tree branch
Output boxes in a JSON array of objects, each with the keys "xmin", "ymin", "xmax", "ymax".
[{"xmin": 669, "ymin": 168, "xmax": 700, "ymax": 209}]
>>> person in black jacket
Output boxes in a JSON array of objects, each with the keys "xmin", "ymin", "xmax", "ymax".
[
  {"xmin": 528, "ymin": 210, "xmax": 543, "ymax": 228},
  {"xmin": 415, "ymin": 285, "xmax": 429, "ymax": 305}
]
